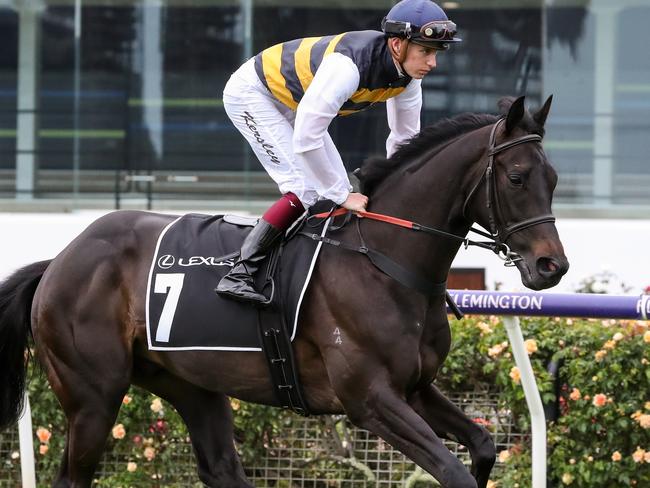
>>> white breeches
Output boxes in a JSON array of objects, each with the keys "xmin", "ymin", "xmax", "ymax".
[{"xmin": 222, "ymin": 59, "xmax": 346, "ymax": 207}]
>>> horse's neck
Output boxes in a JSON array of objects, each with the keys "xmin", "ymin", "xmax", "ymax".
[{"xmin": 362, "ymin": 129, "xmax": 488, "ymax": 282}]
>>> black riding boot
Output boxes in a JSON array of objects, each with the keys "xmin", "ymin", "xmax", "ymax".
[{"xmin": 215, "ymin": 219, "xmax": 283, "ymax": 304}]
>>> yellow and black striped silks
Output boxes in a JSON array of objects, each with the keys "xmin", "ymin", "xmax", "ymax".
[{"xmin": 254, "ymin": 30, "xmax": 412, "ymax": 116}]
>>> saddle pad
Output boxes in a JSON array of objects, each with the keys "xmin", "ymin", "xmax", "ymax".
[{"xmin": 145, "ymin": 211, "xmax": 331, "ymax": 351}]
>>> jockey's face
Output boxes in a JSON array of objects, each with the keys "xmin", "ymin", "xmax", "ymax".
[
  {"xmin": 389, "ymin": 38, "xmax": 439, "ymax": 79},
  {"xmin": 403, "ymin": 43, "xmax": 439, "ymax": 79}
]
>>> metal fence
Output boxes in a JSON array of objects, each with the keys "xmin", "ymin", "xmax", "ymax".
[
  {"xmin": 0, "ymin": 390, "xmax": 520, "ymax": 487},
  {"xmin": 1, "ymin": 427, "xmax": 21, "ymax": 487}
]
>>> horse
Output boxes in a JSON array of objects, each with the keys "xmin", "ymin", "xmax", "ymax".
[{"xmin": 0, "ymin": 95, "xmax": 568, "ymax": 488}]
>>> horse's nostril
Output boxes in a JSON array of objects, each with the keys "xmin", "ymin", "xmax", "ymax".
[{"xmin": 537, "ymin": 257, "xmax": 559, "ymax": 276}]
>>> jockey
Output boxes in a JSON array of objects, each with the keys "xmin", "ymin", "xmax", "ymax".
[{"xmin": 216, "ymin": 0, "xmax": 461, "ymax": 303}]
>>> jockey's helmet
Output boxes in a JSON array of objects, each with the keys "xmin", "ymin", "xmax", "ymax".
[{"xmin": 382, "ymin": 0, "xmax": 462, "ymax": 50}]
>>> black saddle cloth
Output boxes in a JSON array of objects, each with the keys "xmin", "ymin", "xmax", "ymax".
[{"xmin": 145, "ymin": 204, "xmax": 334, "ymax": 351}]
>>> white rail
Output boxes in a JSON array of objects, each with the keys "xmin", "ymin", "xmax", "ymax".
[
  {"xmin": 18, "ymin": 391, "xmax": 36, "ymax": 488},
  {"xmin": 503, "ymin": 316, "xmax": 546, "ymax": 488}
]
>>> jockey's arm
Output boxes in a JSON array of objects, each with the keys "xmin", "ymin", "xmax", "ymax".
[
  {"xmin": 386, "ymin": 78, "xmax": 422, "ymax": 158},
  {"xmin": 293, "ymin": 53, "xmax": 360, "ymax": 205}
]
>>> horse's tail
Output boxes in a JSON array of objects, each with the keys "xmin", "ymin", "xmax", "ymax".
[{"xmin": 0, "ymin": 260, "xmax": 51, "ymax": 430}]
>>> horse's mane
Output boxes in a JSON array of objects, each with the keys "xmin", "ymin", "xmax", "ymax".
[{"xmin": 357, "ymin": 112, "xmax": 499, "ymax": 195}]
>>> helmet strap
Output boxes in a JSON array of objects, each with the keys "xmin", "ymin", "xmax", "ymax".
[{"xmin": 388, "ymin": 37, "xmax": 409, "ymax": 72}]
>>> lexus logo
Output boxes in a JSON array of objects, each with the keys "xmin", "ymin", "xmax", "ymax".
[{"xmin": 157, "ymin": 255, "xmax": 175, "ymax": 269}]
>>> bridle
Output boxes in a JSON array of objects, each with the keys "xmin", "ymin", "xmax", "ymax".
[
  {"xmin": 461, "ymin": 118, "xmax": 556, "ymax": 265},
  {"xmin": 306, "ymin": 116, "xmax": 559, "ymax": 300}
]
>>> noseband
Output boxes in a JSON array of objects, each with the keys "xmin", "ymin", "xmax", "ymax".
[{"xmin": 462, "ymin": 118, "xmax": 556, "ymax": 265}]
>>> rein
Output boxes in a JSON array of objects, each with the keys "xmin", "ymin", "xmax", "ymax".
[
  {"xmin": 300, "ymin": 215, "xmax": 464, "ymax": 319},
  {"xmin": 311, "ymin": 207, "xmax": 510, "ymax": 259},
  {"xmin": 313, "ymin": 118, "xmax": 556, "ymax": 266}
]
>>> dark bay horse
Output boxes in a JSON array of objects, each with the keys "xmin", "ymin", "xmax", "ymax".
[{"xmin": 0, "ymin": 96, "xmax": 568, "ymax": 488}]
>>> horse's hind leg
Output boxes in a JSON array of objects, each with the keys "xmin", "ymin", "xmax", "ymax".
[
  {"xmin": 37, "ymin": 330, "xmax": 131, "ymax": 488},
  {"xmin": 410, "ymin": 384, "xmax": 496, "ymax": 488},
  {"xmin": 133, "ymin": 359, "xmax": 252, "ymax": 488},
  {"xmin": 34, "ymin": 275, "xmax": 134, "ymax": 486},
  {"xmin": 51, "ymin": 393, "xmax": 128, "ymax": 488}
]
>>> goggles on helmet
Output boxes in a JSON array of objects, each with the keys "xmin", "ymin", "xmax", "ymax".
[
  {"xmin": 416, "ymin": 20, "xmax": 457, "ymax": 42},
  {"xmin": 382, "ymin": 18, "xmax": 458, "ymax": 45}
]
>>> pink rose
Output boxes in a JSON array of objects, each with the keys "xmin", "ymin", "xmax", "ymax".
[
  {"xmin": 144, "ymin": 446, "xmax": 156, "ymax": 461},
  {"xmin": 592, "ymin": 394, "xmax": 608, "ymax": 407},
  {"xmin": 36, "ymin": 427, "xmax": 52, "ymax": 444},
  {"xmin": 112, "ymin": 424, "xmax": 126, "ymax": 440}
]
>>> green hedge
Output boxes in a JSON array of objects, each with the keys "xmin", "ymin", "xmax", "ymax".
[
  {"xmin": 438, "ymin": 315, "xmax": 650, "ymax": 488},
  {"xmin": 3, "ymin": 315, "xmax": 649, "ymax": 487}
]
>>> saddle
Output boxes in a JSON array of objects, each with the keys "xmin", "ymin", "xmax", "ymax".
[{"xmin": 146, "ymin": 201, "xmax": 336, "ymax": 415}]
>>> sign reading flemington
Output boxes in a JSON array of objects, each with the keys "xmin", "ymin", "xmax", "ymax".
[{"xmin": 447, "ymin": 290, "xmax": 649, "ymax": 320}]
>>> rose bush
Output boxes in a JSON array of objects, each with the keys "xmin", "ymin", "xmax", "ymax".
[
  {"xmin": 436, "ymin": 314, "xmax": 649, "ymax": 487},
  {"xmin": 1, "ymin": 314, "xmax": 647, "ymax": 487}
]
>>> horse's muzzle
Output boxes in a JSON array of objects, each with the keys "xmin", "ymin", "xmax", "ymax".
[{"xmin": 519, "ymin": 254, "xmax": 569, "ymax": 290}]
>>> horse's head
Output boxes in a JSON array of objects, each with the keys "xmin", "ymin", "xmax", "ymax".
[{"xmin": 464, "ymin": 96, "xmax": 569, "ymax": 290}]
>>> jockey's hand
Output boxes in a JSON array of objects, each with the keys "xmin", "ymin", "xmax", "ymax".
[{"xmin": 341, "ymin": 192, "xmax": 369, "ymax": 212}]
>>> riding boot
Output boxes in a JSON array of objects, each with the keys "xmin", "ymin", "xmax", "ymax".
[{"xmin": 215, "ymin": 219, "xmax": 283, "ymax": 304}]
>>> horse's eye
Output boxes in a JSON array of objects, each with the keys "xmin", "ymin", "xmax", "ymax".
[{"xmin": 508, "ymin": 174, "xmax": 523, "ymax": 186}]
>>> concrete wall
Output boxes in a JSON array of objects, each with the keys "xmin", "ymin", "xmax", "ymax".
[{"xmin": 1, "ymin": 211, "xmax": 648, "ymax": 294}]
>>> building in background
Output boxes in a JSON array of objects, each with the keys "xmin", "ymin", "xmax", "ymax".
[
  {"xmin": 0, "ymin": 1, "xmax": 649, "ymax": 292},
  {"xmin": 1, "ymin": 0, "xmax": 648, "ymax": 213}
]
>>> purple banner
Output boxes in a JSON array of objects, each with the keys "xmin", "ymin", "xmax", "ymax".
[{"xmin": 447, "ymin": 290, "xmax": 650, "ymax": 320}]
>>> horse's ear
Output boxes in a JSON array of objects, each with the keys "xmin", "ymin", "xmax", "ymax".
[
  {"xmin": 505, "ymin": 96, "xmax": 526, "ymax": 134},
  {"xmin": 533, "ymin": 94, "xmax": 553, "ymax": 127}
]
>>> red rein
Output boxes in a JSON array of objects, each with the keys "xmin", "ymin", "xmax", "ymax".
[{"xmin": 313, "ymin": 208, "xmax": 415, "ymax": 230}]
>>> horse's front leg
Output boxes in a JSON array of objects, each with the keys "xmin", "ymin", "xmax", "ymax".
[
  {"xmin": 409, "ymin": 384, "xmax": 496, "ymax": 488},
  {"xmin": 339, "ymin": 380, "xmax": 478, "ymax": 488}
]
